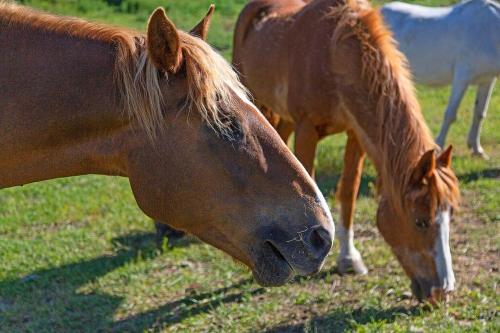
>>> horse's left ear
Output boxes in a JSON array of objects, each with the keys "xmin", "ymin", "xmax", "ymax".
[
  {"xmin": 412, "ymin": 149, "xmax": 436, "ymax": 184},
  {"xmin": 147, "ymin": 7, "xmax": 183, "ymax": 73},
  {"xmin": 437, "ymin": 145, "xmax": 453, "ymax": 167},
  {"xmin": 190, "ymin": 4, "xmax": 215, "ymax": 41}
]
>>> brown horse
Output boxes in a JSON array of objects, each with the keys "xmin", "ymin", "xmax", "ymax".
[
  {"xmin": 233, "ymin": 0, "xmax": 460, "ymax": 301},
  {"xmin": 0, "ymin": 3, "xmax": 335, "ymax": 287}
]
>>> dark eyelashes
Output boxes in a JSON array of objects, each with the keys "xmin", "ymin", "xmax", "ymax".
[{"xmin": 415, "ymin": 217, "xmax": 431, "ymax": 230}]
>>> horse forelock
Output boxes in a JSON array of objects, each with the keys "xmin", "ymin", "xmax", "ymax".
[
  {"xmin": 119, "ymin": 31, "xmax": 250, "ymax": 141},
  {"xmin": 117, "ymin": 31, "xmax": 250, "ymax": 141},
  {"xmin": 177, "ymin": 32, "xmax": 251, "ymax": 138},
  {"xmin": 0, "ymin": 2, "xmax": 249, "ymax": 141}
]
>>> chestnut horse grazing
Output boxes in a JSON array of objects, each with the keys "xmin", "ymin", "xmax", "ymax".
[
  {"xmin": 0, "ymin": 3, "xmax": 335, "ymax": 287},
  {"xmin": 234, "ymin": 0, "xmax": 460, "ymax": 301}
]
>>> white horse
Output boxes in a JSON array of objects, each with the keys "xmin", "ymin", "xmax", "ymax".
[{"xmin": 381, "ymin": 0, "xmax": 500, "ymax": 158}]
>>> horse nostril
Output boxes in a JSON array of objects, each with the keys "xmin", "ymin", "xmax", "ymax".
[{"xmin": 308, "ymin": 227, "xmax": 333, "ymax": 257}]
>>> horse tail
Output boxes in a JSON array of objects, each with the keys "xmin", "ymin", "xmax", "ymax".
[{"xmin": 232, "ymin": 1, "xmax": 269, "ymax": 76}]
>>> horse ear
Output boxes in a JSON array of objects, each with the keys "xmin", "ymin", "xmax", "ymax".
[
  {"xmin": 412, "ymin": 149, "xmax": 436, "ymax": 184},
  {"xmin": 190, "ymin": 4, "xmax": 215, "ymax": 41},
  {"xmin": 147, "ymin": 7, "xmax": 183, "ymax": 73},
  {"xmin": 437, "ymin": 145, "xmax": 453, "ymax": 167}
]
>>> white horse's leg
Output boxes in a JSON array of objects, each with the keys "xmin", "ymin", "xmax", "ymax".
[
  {"xmin": 467, "ymin": 78, "xmax": 496, "ymax": 159},
  {"xmin": 436, "ymin": 75, "xmax": 469, "ymax": 148}
]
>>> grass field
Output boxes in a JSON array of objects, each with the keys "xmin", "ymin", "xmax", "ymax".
[{"xmin": 1, "ymin": 0, "xmax": 499, "ymax": 332}]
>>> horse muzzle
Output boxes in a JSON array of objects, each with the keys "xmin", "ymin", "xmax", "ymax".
[
  {"xmin": 251, "ymin": 224, "xmax": 333, "ymax": 286},
  {"xmin": 411, "ymin": 277, "xmax": 454, "ymax": 304}
]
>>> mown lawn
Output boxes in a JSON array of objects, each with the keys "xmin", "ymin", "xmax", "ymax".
[{"xmin": 1, "ymin": 0, "xmax": 499, "ymax": 332}]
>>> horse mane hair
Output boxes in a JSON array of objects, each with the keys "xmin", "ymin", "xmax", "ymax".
[
  {"xmin": 0, "ymin": 1, "xmax": 248, "ymax": 140},
  {"xmin": 328, "ymin": 0, "xmax": 459, "ymax": 209}
]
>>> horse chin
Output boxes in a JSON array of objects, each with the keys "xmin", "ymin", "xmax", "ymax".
[
  {"xmin": 251, "ymin": 242, "xmax": 295, "ymax": 287},
  {"xmin": 411, "ymin": 278, "xmax": 450, "ymax": 305}
]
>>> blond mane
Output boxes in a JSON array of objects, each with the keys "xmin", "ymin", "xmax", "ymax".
[
  {"xmin": 0, "ymin": 1, "xmax": 248, "ymax": 140},
  {"xmin": 329, "ymin": 0, "xmax": 459, "ymax": 208}
]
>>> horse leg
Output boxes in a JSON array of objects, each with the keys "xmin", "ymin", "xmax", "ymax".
[
  {"xmin": 261, "ymin": 106, "xmax": 280, "ymax": 128},
  {"xmin": 467, "ymin": 78, "xmax": 496, "ymax": 159},
  {"xmin": 336, "ymin": 132, "xmax": 367, "ymax": 275},
  {"xmin": 276, "ymin": 119, "xmax": 295, "ymax": 145},
  {"xmin": 294, "ymin": 119, "xmax": 319, "ymax": 177},
  {"xmin": 259, "ymin": 107, "xmax": 294, "ymax": 144},
  {"xmin": 436, "ymin": 76, "xmax": 469, "ymax": 148},
  {"xmin": 154, "ymin": 221, "xmax": 185, "ymax": 247}
]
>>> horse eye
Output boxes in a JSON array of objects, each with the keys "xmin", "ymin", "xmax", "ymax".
[
  {"xmin": 415, "ymin": 218, "xmax": 430, "ymax": 230},
  {"xmin": 225, "ymin": 119, "xmax": 244, "ymax": 143}
]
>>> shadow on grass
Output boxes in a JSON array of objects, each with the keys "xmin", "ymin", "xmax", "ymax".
[
  {"xmin": 0, "ymin": 231, "xmax": 261, "ymax": 332},
  {"xmin": 153, "ymin": 221, "xmax": 199, "ymax": 249},
  {"xmin": 264, "ymin": 305, "xmax": 421, "ymax": 333},
  {"xmin": 0, "ymin": 231, "xmax": 159, "ymax": 332},
  {"xmin": 0, "ymin": 230, "xmax": 421, "ymax": 332},
  {"xmin": 111, "ymin": 278, "xmax": 261, "ymax": 332},
  {"xmin": 113, "ymin": 267, "xmax": 422, "ymax": 332},
  {"xmin": 457, "ymin": 168, "xmax": 500, "ymax": 184}
]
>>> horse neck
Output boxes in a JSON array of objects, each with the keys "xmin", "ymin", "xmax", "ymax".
[
  {"xmin": 345, "ymin": 83, "xmax": 435, "ymax": 202},
  {"xmin": 0, "ymin": 24, "xmax": 138, "ymax": 188}
]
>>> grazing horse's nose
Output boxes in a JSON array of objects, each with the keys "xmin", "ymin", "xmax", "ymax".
[
  {"xmin": 411, "ymin": 278, "xmax": 453, "ymax": 304},
  {"xmin": 306, "ymin": 226, "xmax": 333, "ymax": 259}
]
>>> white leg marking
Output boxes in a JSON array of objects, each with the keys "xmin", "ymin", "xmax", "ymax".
[
  {"xmin": 434, "ymin": 207, "xmax": 455, "ymax": 292},
  {"xmin": 337, "ymin": 222, "xmax": 361, "ymax": 261}
]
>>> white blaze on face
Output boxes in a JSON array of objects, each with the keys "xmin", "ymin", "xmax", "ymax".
[{"xmin": 434, "ymin": 207, "xmax": 455, "ymax": 292}]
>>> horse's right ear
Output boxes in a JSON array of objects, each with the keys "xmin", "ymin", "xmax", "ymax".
[
  {"xmin": 190, "ymin": 4, "xmax": 215, "ymax": 41},
  {"xmin": 437, "ymin": 145, "xmax": 453, "ymax": 167},
  {"xmin": 147, "ymin": 7, "xmax": 183, "ymax": 73},
  {"xmin": 412, "ymin": 149, "xmax": 436, "ymax": 184}
]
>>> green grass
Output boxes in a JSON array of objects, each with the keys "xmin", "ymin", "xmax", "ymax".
[{"xmin": 1, "ymin": 0, "xmax": 499, "ymax": 332}]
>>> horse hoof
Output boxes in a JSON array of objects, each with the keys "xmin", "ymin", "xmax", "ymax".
[
  {"xmin": 154, "ymin": 221, "xmax": 186, "ymax": 248},
  {"xmin": 435, "ymin": 137, "xmax": 445, "ymax": 149},
  {"xmin": 471, "ymin": 150, "xmax": 489, "ymax": 160},
  {"xmin": 337, "ymin": 257, "xmax": 368, "ymax": 275}
]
